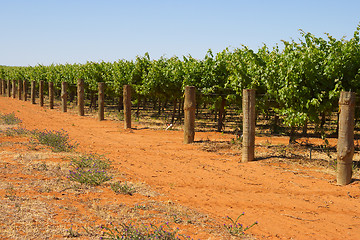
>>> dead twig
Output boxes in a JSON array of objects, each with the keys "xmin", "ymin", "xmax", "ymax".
[
  {"xmin": 347, "ymin": 192, "xmax": 357, "ymax": 199},
  {"xmin": 282, "ymin": 214, "xmax": 319, "ymax": 222}
]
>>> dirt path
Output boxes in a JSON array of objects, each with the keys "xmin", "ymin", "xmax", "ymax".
[{"xmin": 1, "ymin": 97, "xmax": 360, "ymax": 240}]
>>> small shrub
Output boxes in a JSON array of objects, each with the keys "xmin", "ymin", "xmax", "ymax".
[
  {"xmin": 36, "ymin": 162, "xmax": 48, "ymax": 171},
  {"xmin": 224, "ymin": 213, "xmax": 258, "ymax": 236},
  {"xmin": 100, "ymin": 222, "xmax": 191, "ymax": 240},
  {"xmin": 117, "ymin": 111, "xmax": 124, "ymax": 121},
  {"xmin": 133, "ymin": 204, "xmax": 148, "ymax": 210},
  {"xmin": 68, "ymin": 168, "xmax": 112, "ymax": 186},
  {"xmin": 3, "ymin": 127, "xmax": 29, "ymax": 136},
  {"xmin": 0, "ymin": 112, "xmax": 22, "ymax": 125},
  {"xmin": 66, "ymin": 225, "xmax": 80, "ymax": 237},
  {"xmin": 70, "ymin": 154, "xmax": 110, "ymax": 170},
  {"xmin": 5, "ymin": 186, "xmax": 16, "ymax": 201},
  {"xmin": 30, "ymin": 129, "xmax": 78, "ymax": 152},
  {"xmin": 110, "ymin": 181, "xmax": 136, "ymax": 196},
  {"xmin": 68, "ymin": 154, "xmax": 112, "ymax": 186}
]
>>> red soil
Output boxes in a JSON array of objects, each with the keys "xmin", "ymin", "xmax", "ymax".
[{"xmin": 1, "ymin": 97, "xmax": 360, "ymax": 240}]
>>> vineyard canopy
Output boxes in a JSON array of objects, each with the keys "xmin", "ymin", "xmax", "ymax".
[{"xmin": 1, "ymin": 24, "xmax": 360, "ymax": 130}]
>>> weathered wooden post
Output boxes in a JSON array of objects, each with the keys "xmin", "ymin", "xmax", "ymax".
[
  {"xmin": 23, "ymin": 80, "xmax": 27, "ymax": 101},
  {"xmin": 98, "ymin": 82, "xmax": 105, "ymax": 121},
  {"xmin": 1, "ymin": 80, "xmax": 5, "ymax": 96},
  {"xmin": 31, "ymin": 81, "xmax": 36, "ymax": 104},
  {"xmin": 12, "ymin": 80, "xmax": 16, "ymax": 99},
  {"xmin": 7, "ymin": 80, "xmax": 11, "ymax": 97},
  {"xmin": 123, "ymin": 85, "xmax": 131, "ymax": 129},
  {"xmin": 337, "ymin": 91, "xmax": 355, "ymax": 185},
  {"xmin": 49, "ymin": 82, "xmax": 54, "ymax": 109},
  {"xmin": 184, "ymin": 86, "xmax": 196, "ymax": 144},
  {"xmin": 0, "ymin": 80, "xmax": 2, "ymax": 95},
  {"xmin": 17, "ymin": 79, "xmax": 22, "ymax": 100},
  {"xmin": 61, "ymin": 82, "xmax": 68, "ymax": 112},
  {"xmin": 77, "ymin": 79, "xmax": 85, "ymax": 116},
  {"xmin": 242, "ymin": 89, "xmax": 256, "ymax": 162},
  {"xmin": 39, "ymin": 80, "xmax": 44, "ymax": 107}
]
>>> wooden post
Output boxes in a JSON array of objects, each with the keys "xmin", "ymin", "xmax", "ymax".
[
  {"xmin": 2, "ymin": 80, "xmax": 5, "ymax": 96},
  {"xmin": 61, "ymin": 82, "xmax": 68, "ymax": 112},
  {"xmin": 242, "ymin": 89, "xmax": 256, "ymax": 162},
  {"xmin": 123, "ymin": 85, "xmax": 131, "ymax": 129},
  {"xmin": 98, "ymin": 82, "xmax": 105, "ymax": 121},
  {"xmin": 0, "ymin": 80, "xmax": 2, "ymax": 95},
  {"xmin": 31, "ymin": 81, "xmax": 36, "ymax": 104},
  {"xmin": 39, "ymin": 80, "xmax": 44, "ymax": 107},
  {"xmin": 77, "ymin": 79, "xmax": 84, "ymax": 116},
  {"xmin": 23, "ymin": 80, "xmax": 27, "ymax": 101},
  {"xmin": 184, "ymin": 86, "xmax": 196, "ymax": 144},
  {"xmin": 337, "ymin": 91, "xmax": 355, "ymax": 185},
  {"xmin": 7, "ymin": 80, "xmax": 11, "ymax": 97},
  {"xmin": 49, "ymin": 82, "xmax": 54, "ymax": 109},
  {"xmin": 12, "ymin": 80, "xmax": 16, "ymax": 99},
  {"xmin": 17, "ymin": 79, "xmax": 22, "ymax": 100}
]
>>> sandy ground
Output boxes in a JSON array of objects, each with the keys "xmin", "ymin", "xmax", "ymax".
[{"xmin": 1, "ymin": 96, "xmax": 360, "ymax": 240}]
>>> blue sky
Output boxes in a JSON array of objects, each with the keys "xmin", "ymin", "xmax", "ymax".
[{"xmin": 1, "ymin": 0, "xmax": 360, "ymax": 66}]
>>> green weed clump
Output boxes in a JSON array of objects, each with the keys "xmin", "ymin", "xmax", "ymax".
[
  {"xmin": 1, "ymin": 126, "xmax": 78, "ymax": 153},
  {"xmin": 100, "ymin": 222, "xmax": 191, "ymax": 240},
  {"xmin": 66, "ymin": 225, "xmax": 80, "ymax": 237},
  {"xmin": 0, "ymin": 112, "xmax": 22, "ymax": 125},
  {"xmin": 70, "ymin": 154, "xmax": 110, "ymax": 169},
  {"xmin": 224, "ymin": 213, "xmax": 258, "ymax": 236},
  {"xmin": 110, "ymin": 181, "xmax": 136, "ymax": 196},
  {"xmin": 68, "ymin": 168, "xmax": 112, "ymax": 186},
  {"xmin": 68, "ymin": 154, "xmax": 112, "ymax": 186},
  {"xmin": 3, "ymin": 127, "xmax": 29, "ymax": 136},
  {"xmin": 30, "ymin": 129, "xmax": 78, "ymax": 152}
]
